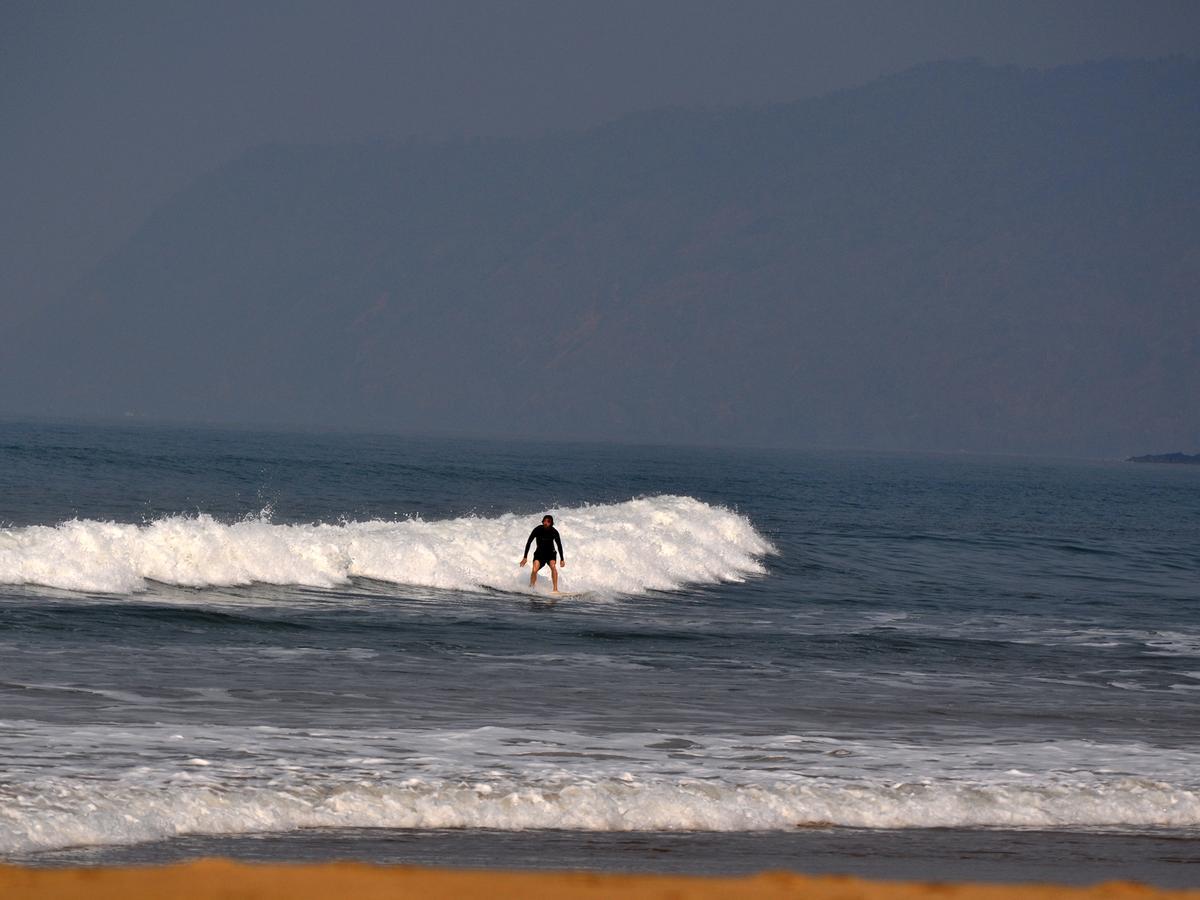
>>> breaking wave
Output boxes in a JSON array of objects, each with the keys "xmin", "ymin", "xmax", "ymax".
[
  {"xmin": 4, "ymin": 722, "xmax": 1198, "ymax": 854},
  {"xmin": 0, "ymin": 495, "xmax": 772, "ymax": 595},
  {"xmin": 4, "ymin": 774, "xmax": 1198, "ymax": 855}
]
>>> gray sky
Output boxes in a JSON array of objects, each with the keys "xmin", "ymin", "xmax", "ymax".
[{"xmin": 3, "ymin": 0, "xmax": 1199, "ymax": 330}]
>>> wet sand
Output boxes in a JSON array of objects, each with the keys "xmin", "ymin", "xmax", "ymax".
[
  {"xmin": 3, "ymin": 861, "xmax": 1200, "ymax": 900},
  {"xmin": 15, "ymin": 827, "xmax": 1200, "ymax": 888}
]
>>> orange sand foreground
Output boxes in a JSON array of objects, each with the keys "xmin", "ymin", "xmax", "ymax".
[{"xmin": 2, "ymin": 861, "xmax": 1198, "ymax": 900}]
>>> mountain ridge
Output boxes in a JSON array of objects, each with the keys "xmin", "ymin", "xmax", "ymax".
[{"xmin": 4, "ymin": 57, "xmax": 1198, "ymax": 455}]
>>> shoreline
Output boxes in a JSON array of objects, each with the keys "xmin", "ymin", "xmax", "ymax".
[
  {"xmin": 3, "ymin": 861, "xmax": 1200, "ymax": 900},
  {"xmin": 12, "ymin": 826, "xmax": 1200, "ymax": 888}
]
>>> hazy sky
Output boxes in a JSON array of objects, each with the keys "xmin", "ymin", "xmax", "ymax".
[{"xmin": 3, "ymin": 0, "xmax": 1199, "ymax": 329}]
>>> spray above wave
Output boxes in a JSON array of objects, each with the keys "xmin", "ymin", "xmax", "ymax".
[{"xmin": 0, "ymin": 495, "xmax": 773, "ymax": 595}]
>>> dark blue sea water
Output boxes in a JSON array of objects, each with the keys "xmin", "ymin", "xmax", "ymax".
[{"xmin": 1, "ymin": 420, "xmax": 1198, "ymax": 882}]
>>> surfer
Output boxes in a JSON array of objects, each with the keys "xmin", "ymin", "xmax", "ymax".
[{"xmin": 520, "ymin": 515, "xmax": 565, "ymax": 592}]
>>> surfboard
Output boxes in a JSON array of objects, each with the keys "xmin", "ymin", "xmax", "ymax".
[{"xmin": 487, "ymin": 586, "xmax": 590, "ymax": 599}]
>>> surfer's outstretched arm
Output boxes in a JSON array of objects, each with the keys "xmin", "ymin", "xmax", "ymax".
[
  {"xmin": 520, "ymin": 528, "xmax": 537, "ymax": 566},
  {"xmin": 555, "ymin": 530, "xmax": 565, "ymax": 567}
]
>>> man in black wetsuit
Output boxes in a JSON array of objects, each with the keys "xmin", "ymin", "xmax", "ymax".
[{"xmin": 520, "ymin": 515, "xmax": 565, "ymax": 592}]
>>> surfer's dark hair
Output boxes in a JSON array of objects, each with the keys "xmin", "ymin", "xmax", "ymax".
[{"xmin": 543, "ymin": 514, "xmax": 554, "ymax": 525}]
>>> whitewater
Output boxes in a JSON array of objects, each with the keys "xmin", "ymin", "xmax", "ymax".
[
  {"xmin": 0, "ymin": 496, "xmax": 772, "ymax": 595},
  {"xmin": 4, "ymin": 722, "xmax": 1200, "ymax": 855}
]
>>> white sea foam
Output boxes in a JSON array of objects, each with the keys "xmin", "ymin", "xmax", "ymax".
[
  {"xmin": 3, "ymin": 772, "xmax": 1198, "ymax": 855},
  {"xmin": 3, "ymin": 722, "xmax": 1199, "ymax": 854},
  {"xmin": 0, "ymin": 495, "xmax": 772, "ymax": 595}
]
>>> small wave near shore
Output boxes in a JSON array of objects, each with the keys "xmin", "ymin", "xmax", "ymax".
[
  {"xmin": 5, "ymin": 773, "xmax": 1199, "ymax": 855},
  {"xmin": 0, "ymin": 496, "xmax": 773, "ymax": 596},
  {"xmin": 6, "ymin": 724, "xmax": 1199, "ymax": 855}
]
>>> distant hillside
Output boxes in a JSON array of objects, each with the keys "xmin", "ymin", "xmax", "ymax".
[
  {"xmin": 1128, "ymin": 453, "xmax": 1200, "ymax": 464},
  {"xmin": 4, "ymin": 58, "xmax": 1198, "ymax": 455}
]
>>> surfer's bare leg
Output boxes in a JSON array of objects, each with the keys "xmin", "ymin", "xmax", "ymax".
[
  {"xmin": 548, "ymin": 559, "xmax": 559, "ymax": 592},
  {"xmin": 529, "ymin": 560, "xmax": 542, "ymax": 587}
]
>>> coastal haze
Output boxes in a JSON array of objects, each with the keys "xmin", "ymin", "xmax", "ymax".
[{"xmin": 3, "ymin": 2, "xmax": 1200, "ymax": 455}]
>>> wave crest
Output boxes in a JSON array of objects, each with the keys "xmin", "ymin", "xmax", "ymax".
[{"xmin": 0, "ymin": 496, "xmax": 773, "ymax": 595}]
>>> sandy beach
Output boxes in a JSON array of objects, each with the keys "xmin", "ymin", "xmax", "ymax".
[{"xmin": 2, "ymin": 861, "xmax": 1199, "ymax": 900}]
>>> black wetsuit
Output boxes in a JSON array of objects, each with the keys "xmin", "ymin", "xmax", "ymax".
[{"xmin": 523, "ymin": 525, "xmax": 564, "ymax": 564}]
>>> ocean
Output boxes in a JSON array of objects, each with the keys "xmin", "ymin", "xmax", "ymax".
[{"xmin": 1, "ymin": 420, "xmax": 1198, "ymax": 885}]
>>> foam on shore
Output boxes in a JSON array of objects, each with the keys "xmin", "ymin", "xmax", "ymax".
[{"xmin": 4, "ymin": 773, "xmax": 1199, "ymax": 855}]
